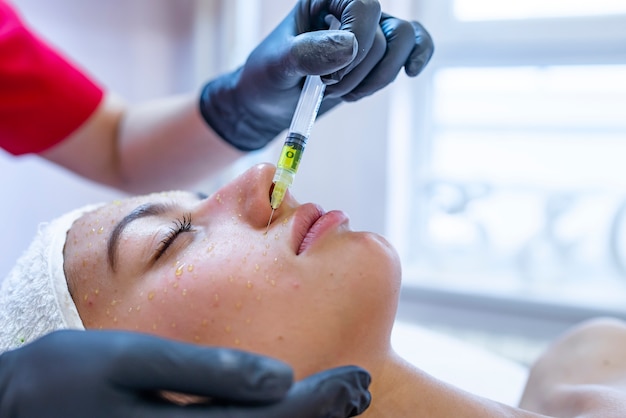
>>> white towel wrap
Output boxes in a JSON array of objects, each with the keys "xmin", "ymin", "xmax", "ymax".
[{"xmin": 0, "ymin": 203, "xmax": 102, "ymax": 353}]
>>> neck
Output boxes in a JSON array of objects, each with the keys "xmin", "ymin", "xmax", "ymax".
[{"xmin": 358, "ymin": 350, "xmax": 545, "ymax": 418}]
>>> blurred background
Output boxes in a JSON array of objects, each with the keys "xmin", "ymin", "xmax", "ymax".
[{"xmin": 2, "ymin": 0, "xmax": 626, "ymax": 365}]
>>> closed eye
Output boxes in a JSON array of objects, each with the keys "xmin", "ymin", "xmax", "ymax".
[{"xmin": 154, "ymin": 213, "xmax": 193, "ymax": 260}]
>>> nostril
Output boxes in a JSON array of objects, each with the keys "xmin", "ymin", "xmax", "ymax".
[{"xmin": 268, "ymin": 183, "xmax": 275, "ymax": 204}]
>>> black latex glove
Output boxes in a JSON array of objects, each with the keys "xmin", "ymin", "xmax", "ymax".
[
  {"xmin": 200, "ymin": 0, "xmax": 434, "ymax": 151},
  {"xmin": 0, "ymin": 330, "xmax": 371, "ymax": 418}
]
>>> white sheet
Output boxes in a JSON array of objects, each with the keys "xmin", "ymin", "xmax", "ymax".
[{"xmin": 390, "ymin": 321, "xmax": 529, "ymax": 407}]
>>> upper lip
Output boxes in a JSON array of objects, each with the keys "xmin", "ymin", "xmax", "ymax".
[{"xmin": 291, "ymin": 203, "xmax": 324, "ymax": 253}]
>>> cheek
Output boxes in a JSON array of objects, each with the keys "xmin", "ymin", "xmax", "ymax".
[{"xmin": 117, "ymin": 234, "xmax": 296, "ymax": 348}]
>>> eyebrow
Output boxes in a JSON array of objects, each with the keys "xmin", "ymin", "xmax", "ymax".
[{"xmin": 107, "ymin": 202, "xmax": 173, "ymax": 272}]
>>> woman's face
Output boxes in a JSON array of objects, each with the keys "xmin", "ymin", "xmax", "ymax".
[{"xmin": 64, "ymin": 164, "xmax": 401, "ymax": 378}]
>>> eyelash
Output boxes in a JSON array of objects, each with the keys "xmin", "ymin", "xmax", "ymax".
[{"xmin": 155, "ymin": 213, "xmax": 193, "ymax": 259}]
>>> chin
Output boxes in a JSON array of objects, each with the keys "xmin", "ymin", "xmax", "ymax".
[
  {"xmin": 355, "ymin": 231, "xmax": 402, "ymax": 280},
  {"xmin": 337, "ymin": 230, "xmax": 402, "ymax": 326}
]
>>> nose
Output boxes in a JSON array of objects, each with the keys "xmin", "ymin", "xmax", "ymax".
[{"xmin": 200, "ymin": 163, "xmax": 294, "ymax": 230}]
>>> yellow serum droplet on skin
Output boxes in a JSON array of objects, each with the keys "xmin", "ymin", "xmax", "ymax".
[{"xmin": 175, "ymin": 264, "xmax": 185, "ymax": 277}]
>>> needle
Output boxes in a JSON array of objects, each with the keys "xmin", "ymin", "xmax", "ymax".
[{"xmin": 265, "ymin": 208, "xmax": 275, "ymax": 235}]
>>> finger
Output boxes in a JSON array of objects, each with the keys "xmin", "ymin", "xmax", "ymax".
[
  {"xmin": 276, "ymin": 366, "xmax": 372, "ymax": 418},
  {"xmin": 322, "ymin": 0, "xmax": 382, "ymax": 82},
  {"xmin": 340, "ymin": 14, "xmax": 418, "ymax": 102},
  {"xmin": 105, "ymin": 332, "xmax": 293, "ymax": 402},
  {"xmin": 324, "ymin": 24, "xmax": 386, "ymax": 99},
  {"xmin": 288, "ymin": 30, "xmax": 358, "ymax": 77},
  {"xmin": 165, "ymin": 366, "xmax": 372, "ymax": 418},
  {"xmin": 404, "ymin": 20, "xmax": 435, "ymax": 77}
]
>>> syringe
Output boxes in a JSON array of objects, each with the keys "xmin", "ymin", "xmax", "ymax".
[{"xmin": 266, "ymin": 17, "xmax": 341, "ymax": 231}]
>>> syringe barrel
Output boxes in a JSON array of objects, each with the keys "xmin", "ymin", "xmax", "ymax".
[{"xmin": 289, "ymin": 75, "xmax": 326, "ymax": 137}]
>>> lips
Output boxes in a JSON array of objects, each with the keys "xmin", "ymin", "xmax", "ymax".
[
  {"xmin": 291, "ymin": 204, "xmax": 325, "ymax": 254},
  {"xmin": 291, "ymin": 204, "xmax": 350, "ymax": 254}
]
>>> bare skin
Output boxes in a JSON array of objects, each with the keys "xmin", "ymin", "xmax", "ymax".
[
  {"xmin": 520, "ymin": 317, "xmax": 626, "ymax": 418},
  {"xmin": 41, "ymin": 93, "xmax": 243, "ymax": 193}
]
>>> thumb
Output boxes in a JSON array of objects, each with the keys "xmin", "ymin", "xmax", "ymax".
[{"xmin": 289, "ymin": 30, "xmax": 358, "ymax": 78}]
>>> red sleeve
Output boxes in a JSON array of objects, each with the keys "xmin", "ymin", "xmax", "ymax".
[{"xmin": 0, "ymin": 1, "xmax": 104, "ymax": 155}]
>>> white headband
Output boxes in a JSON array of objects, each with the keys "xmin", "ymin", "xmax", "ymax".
[{"xmin": 0, "ymin": 203, "xmax": 103, "ymax": 353}]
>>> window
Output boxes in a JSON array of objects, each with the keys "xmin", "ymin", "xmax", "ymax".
[
  {"xmin": 454, "ymin": 0, "xmax": 626, "ymax": 21},
  {"xmin": 390, "ymin": 1, "xmax": 626, "ymax": 316}
]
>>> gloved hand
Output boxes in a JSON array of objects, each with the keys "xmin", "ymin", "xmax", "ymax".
[
  {"xmin": 200, "ymin": 0, "xmax": 434, "ymax": 151},
  {"xmin": 0, "ymin": 330, "xmax": 371, "ymax": 418}
]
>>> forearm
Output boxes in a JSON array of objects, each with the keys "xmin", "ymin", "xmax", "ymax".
[
  {"xmin": 116, "ymin": 93, "xmax": 245, "ymax": 193},
  {"xmin": 42, "ymin": 92, "xmax": 245, "ymax": 193}
]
